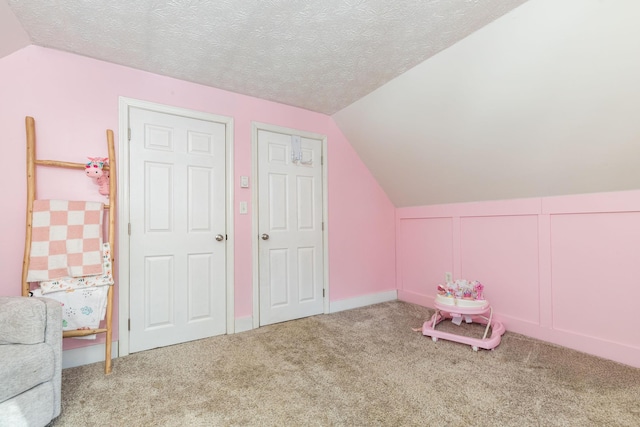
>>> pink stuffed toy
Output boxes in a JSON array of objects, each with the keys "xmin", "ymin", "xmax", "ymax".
[{"xmin": 85, "ymin": 157, "xmax": 110, "ymax": 196}]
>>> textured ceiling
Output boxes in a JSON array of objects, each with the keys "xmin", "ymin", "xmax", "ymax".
[{"xmin": 6, "ymin": 0, "xmax": 527, "ymax": 114}]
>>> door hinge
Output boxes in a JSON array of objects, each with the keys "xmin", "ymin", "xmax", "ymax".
[
  {"xmin": 128, "ymin": 223, "xmax": 131, "ymax": 235},
  {"xmin": 321, "ymin": 155, "xmax": 323, "ymax": 165},
  {"xmin": 323, "ymin": 289, "xmax": 325, "ymax": 298},
  {"xmin": 322, "ymin": 222, "xmax": 324, "ymax": 231},
  {"xmin": 128, "ymin": 128, "xmax": 131, "ymax": 141},
  {"xmin": 128, "ymin": 319, "xmax": 131, "ymax": 331}
]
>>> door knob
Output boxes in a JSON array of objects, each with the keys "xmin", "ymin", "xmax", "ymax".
[
  {"xmin": 261, "ymin": 233, "xmax": 270, "ymax": 240},
  {"xmin": 215, "ymin": 234, "xmax": 224, "ymax": 241}
]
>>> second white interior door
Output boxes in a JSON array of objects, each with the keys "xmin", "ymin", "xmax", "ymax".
[{"xmin": 257, "ymin": 129, "xmax": 325, "ymax": 326}]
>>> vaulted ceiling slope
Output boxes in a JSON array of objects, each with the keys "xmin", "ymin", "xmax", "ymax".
[
  {"xmin": 3, "ymin": 0, "xmax": 526, "ymax": 115},
  {"xmin": 334, "ymin": 0, "xmax": 640, "ymax": 207}
]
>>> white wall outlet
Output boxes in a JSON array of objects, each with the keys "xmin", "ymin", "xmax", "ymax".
[
  {"xmin": 445, "ymin": 272, "xmax": 453, "ymax": 283},
  {"xmin": 239, "ymin": 201, "xmax": 248, "ymax": 214}
]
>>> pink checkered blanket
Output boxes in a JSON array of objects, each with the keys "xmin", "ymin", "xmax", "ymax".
[{"xmin": 27, "ymin": 200, "xmax": 104, "ymax": 282}]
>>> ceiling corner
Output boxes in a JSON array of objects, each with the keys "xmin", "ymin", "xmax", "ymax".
[{"xmin": 0, "ymin": 0, "xmax": 30, "ymax": 59}]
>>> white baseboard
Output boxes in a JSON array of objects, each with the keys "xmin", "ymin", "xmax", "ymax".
[
  {"xmin": 330, "ymin": 290, "xmax": 398, "ymax": 313},
  {"xmin": 235, "ymin": 316, "xmax": 254, "ymax": 333},
  {"xmin": 62, "ymin": 342, "xmax": 119, "ymax": 370}
]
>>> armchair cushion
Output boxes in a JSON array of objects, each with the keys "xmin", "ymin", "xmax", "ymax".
[
  {"xmin": 0, "ymin": 296, "xmax": 62, "ymax": 427},
  {"xmin": 0, "ymin": 297, "xmax": 47, "ymax": 345},
  {"xmin": 0, "ymin": 343, "xmax": 55, "ymax": 402}
]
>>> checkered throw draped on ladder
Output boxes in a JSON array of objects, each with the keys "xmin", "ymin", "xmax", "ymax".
[{"xmin": 27, "ymin": 200, "xmax": 104, "ymax": 282}]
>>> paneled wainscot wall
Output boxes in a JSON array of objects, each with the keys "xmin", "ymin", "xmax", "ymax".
[{"xmin": 396, "ymin": 190, "xmax": 640, "ymax": 368}]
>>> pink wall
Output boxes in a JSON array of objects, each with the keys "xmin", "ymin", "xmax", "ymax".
[
  {"xmin": 0, "ymin": 46, "xmax": 396, "ymax": 350},
  {"xmin": 397, "ymin": 190, "xmax": 640, "ymax": 368}
]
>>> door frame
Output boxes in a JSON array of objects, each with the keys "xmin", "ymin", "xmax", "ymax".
[
  {"xmin": 117, "ymin": 97, "xmax": 235, "ymax": 356},
  {"xmin": 251, "ymin": 122, "xmax": 329, "ymax": 329}
]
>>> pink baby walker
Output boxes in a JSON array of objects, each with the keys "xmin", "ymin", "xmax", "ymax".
[{"xmin": 421, "ymin": 280, "xmax": 505, "ymax": 351}]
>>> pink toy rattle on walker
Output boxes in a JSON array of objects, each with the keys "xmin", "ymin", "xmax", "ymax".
[{"xmin": 85, "ymin": 157, "xmax": 110, "ymax": 196}]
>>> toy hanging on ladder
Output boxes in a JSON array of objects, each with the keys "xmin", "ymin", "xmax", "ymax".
[{"xmin": 85, "ymin": 157, "xmax": 110, "ymax": 197}]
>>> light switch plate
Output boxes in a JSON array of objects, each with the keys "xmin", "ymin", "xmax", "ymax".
[
  {"xmin": 240, "ymin": 201, "xmax": 248, "ymax": 214},
  {"xmin": 240, "ymin": 176, "xmax": 249, "ymax": 188}
]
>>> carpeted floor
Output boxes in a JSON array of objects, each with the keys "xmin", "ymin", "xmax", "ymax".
[{"xmin": 51, "ymin": 301, "xmax": 639, "ymax": 426}]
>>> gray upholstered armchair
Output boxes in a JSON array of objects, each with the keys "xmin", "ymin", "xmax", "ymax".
[{"xmin": 0, "ymin": 296, "xmax": 62, "ymax": 427}]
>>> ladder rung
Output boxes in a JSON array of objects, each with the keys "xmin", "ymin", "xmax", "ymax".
[
  {"xmin": 63, "ymin": 328, "xmax": 108, "ymax": 338},
  {"xmin": 35, "ymin": 159, "xmax": 110, "ymax": 171}
]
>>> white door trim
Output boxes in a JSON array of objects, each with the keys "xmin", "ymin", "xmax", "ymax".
[
  {"xmin": 118, "ymin": 97, "xmax": 235, "ymax": 357},
  {"xmin": 251, "ymin": 122, "xmax": 329, "ymax": 329}
]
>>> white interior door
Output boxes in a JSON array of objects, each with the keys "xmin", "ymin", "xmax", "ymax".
[
  {"xmin": 128, "ymin": 107, "xmax": 227, "ymax": 352},
  {"xmin": 257, "ymin": 129, "xmax": 324, "ymax": 326}
]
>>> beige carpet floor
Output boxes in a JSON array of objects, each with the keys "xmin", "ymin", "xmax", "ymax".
[{"xmin": 51, "ymin": 301, "xmax": 639, "ymax": 426}]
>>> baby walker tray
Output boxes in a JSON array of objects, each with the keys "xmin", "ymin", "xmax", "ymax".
[{"xmin": 421, "ymin": 280, "xmax": 505, "ymax": 351}]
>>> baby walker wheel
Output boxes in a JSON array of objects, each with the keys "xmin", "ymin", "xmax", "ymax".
[
  {"xmin": 432, "ymin": 336, "xmax": 438, "ymax": 343},
  {"xmin": 472, "ymin": 346, "xmax": 478, "ymax": 352}
]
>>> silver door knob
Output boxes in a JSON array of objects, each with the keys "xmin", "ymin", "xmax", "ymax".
[
  {"xmin": 261, "ymin": 233, "xmax": 269, "ymax": 240},
  {"xmin": 215, "ymin": 234, "xmax": 224, "ymax": 241}
]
